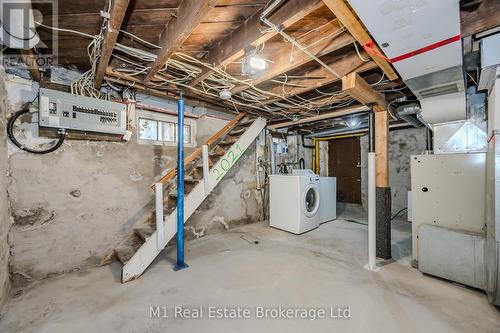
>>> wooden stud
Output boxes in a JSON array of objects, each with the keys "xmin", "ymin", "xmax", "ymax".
[
  {"xmin": 94, "ymin": 0, "xmax": 130, "ymax": 89},
  {"xmin": 20, "ymin": 49, "xmax": 41, "ymax": 82},
  {"xmin": 145, "ymin": 0, "xmax": 218, "ymax": 83},
  {"xmin": 322, "ymin": 0, "xmax": 398, "ymax": 80},
  {"xmin": 375, "ymin": 110, "xmax": 389, "ymax": 187},
  {"xmin": 189, "ymin": 0, "xmax": 324, "ymax": 86},
  {"xmin": 342, "ymin": 72, "xmax": 387, "ymax": 111}
]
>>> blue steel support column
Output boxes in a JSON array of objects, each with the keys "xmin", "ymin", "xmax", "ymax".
[{"xmin": 173, "ymin": 92, "xmax": 188, "ymax": 271}]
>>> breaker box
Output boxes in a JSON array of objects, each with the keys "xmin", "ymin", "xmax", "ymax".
[{"xmin": 38, "ymin": 88, "xmax": 127, "ymax": 135}]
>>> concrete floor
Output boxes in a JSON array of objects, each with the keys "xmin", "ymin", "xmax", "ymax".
[{"xmin": 1, "ymin": 205, "xmax": 499, "ymax": 332}]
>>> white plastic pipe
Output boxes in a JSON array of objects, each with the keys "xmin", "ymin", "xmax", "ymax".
[
  {"xmin": 367, "ymin": 152, "xmax": 377, "ymax": 270},
  {"xmin": 155, "ymin": 183, "xmax": 165, "ymax": 251}
]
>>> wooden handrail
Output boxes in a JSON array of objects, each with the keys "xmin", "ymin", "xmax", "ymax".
[{"xmin": 155, "ymin": 112, "xmax": 247, "ymax": 187}]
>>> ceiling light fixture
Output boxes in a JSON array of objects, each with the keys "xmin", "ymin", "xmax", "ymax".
[
  {"xmin": 219, "ymin": 89, "xmax": 232, "ymax": 100},
  {"xmin": 346, "ymin": 116, "xmax": 362, "ymax": 129},
  {"xmin": 242, "ymin": 49, "xmax": 268, "ymax": 76}
]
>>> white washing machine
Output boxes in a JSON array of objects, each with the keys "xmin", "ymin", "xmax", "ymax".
[
  {"xmin": 269, "ymin": 170, "xmax": 321, "ymax": 234},
  {"xmin": 318, "ymin": 177, "xmax": 337, "ymax": 224}
]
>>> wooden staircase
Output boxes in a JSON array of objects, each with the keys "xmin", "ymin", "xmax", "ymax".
[{"xmin": 114, "ymin": 113, "xmax": 266, "ymax": 282}]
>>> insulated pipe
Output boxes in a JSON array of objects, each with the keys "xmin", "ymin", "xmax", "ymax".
[{"xmin": 174, "ymin": 93, "xmax": 188, "ymax": 271}]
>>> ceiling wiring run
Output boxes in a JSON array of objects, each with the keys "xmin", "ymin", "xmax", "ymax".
[{"xmin": 33, "ymin": 3, "xmax": 395, "ymax": 122}]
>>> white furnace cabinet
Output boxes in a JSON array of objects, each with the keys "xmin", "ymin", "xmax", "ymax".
[{"xmin": 410, "ymin": 153, "xmax": 487, "ymax": 262}]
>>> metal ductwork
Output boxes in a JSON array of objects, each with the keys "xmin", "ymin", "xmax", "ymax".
[
  {"xmin": 395, "ymin": 102, "xmax": 424, "ymax": 128},
  {"xmin": 347, "ymin": 0, "xmax": 466, "ymax": 125}
]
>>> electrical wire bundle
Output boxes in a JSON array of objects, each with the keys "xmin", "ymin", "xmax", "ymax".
[{"xmin": 34, "ymin": 12, "xmax": 400, "ymax": 122}]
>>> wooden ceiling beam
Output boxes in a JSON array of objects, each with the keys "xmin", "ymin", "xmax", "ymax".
[
  {"xmin": 321, "ymin": 0, "xmax": 398, "ymax": 81},
  {"xmin": 20, "ymin": 50, "xmax": 41, "ymax": 82},
  {"xmin": 106, "ymin": 67, "xmax": 240, "ymax": 114},
  {"xmin": 263, "ymin": 52, "xmax": 378, "ymax": 105},
  {"xmin": 94, "ymin": 0, "xmax": 131, "ymax": 89},
  {"xmin": 342, "ymin": 72, "xmax": 387, "ymax": 111},
  {"xmin": 461, "ymin": 0, "xmax": 500, "ymax": 37},
  {"xmin": 145, "ymin": 0, "xmax": 218, "ymax": 83},
  {"xmin": 189, "ymin": 0, "xmax": 324, "ymax": 86},
  {"xmin": 232, "ymin": 24, "xmax": 355, "ymax": 94},
  {"xmin": 268, "ymin": 105, "xmax": 369, "ymax": 129}
]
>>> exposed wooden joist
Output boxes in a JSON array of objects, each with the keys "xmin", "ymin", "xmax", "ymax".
[
  {"xmin": 145, "ymin": 0, "xmax": 218, "ymax": 83},
  {"xmin": 321, "ymin": 0, "xmax": 398, "ymax": 81},
  {"xmin": 268, "ymin": 105, "xmax": 369, "ymax": 129},
  {"xmin": 460, "ymin": 0, "xmax": 500, "ymax": 37},
  {"xmin": 189, "ymin": 0, "xmax": 324, "ymax": 86},
  {"xmin": 342, "ymin": 72, "xmax": 387, "ymax": 112},
  {"xmin": 106, "ymin": 68, "xmax": 238, "ymax": 113},
  {"xmin": 20, "ymin": 50, "xmax": 41, "ymax": 82},
  {"xmin": 232, "ymin": 24, "xmax": 355, "ymax": 94},
  {"xmin": 94, "ymin": 0, "xmax": 130, "ymax": 89},
  {"xmin": 263, "ymin": 53, "xmax": 377, "ymax": 105}
]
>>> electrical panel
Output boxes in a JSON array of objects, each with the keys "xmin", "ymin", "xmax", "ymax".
[{"xmin": 38, "ymin": 88, "xmax": 127, "ymax": 135}]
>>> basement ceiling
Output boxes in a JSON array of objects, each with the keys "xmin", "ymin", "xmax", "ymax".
[{"xmin": 9, "ymin": 0, "xmax": 497, "ymax": 122}]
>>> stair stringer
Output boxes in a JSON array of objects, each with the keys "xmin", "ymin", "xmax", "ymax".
[{"xmin": 121, "ymin": 117, "xmax": 266, "ymax": 282}]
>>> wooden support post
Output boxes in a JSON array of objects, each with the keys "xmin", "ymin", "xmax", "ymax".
[
  {"xmin": 374, "ymin": 109, "xmax": 391, "ymax": 260},
  {"xmin": 375, "ymin": 110, "xmax": 389, "ymax": 187}
]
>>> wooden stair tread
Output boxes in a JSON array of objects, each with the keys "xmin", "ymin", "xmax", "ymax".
[
  {"xmin": 134, "ymin": 225, "xmax": 155, "ymax": 241},
  {"xmin": 184, "ymin": 177, "xmax": 200, "ymax": 184},
  {"xmin": 228, "ymin": 127, "xmax": 246, "ymax": 136},
  {"xmin": 115, "ymin": 234, "xmax": 143, "ymax": 264},
  {"xmin": 236, "ymin": 119, "xmax": 254, "ymax": 127},
  {"xmin": 209, "ymin": 150, "xmax": 226, "ymax": 157},
  {"xmin": 218, "ymin": 138, "xmax": 238, "ymax": 146}
]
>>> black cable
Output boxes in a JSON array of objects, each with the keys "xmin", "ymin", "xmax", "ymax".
[
  {"xmin": 390, "ymin": 207, "xmax": 408, "ymax": 221},
  {"xmin": 7, "ymin": 108, "xmax": 66, "ymax": 154},
  {"xmin": 299, "ymin": 158, "xmax": 305, "ymax": 169}
]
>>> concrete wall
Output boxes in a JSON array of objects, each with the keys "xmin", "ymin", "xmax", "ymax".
[
  {"xmin": 361, "ymin": 128, "xmax": 427, "ymax": 214},
  {"xmin": 5, "ymin": 75, "xmax": 262, "ymax": 287},
  {"xmin": 272, "ymin": 135, "xmax": 314, "ymax": 173},
  {"xmin": 0, "ymin": 67, "xmax": 12, "ymax": 310}
]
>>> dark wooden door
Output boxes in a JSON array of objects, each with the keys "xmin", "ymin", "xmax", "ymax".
[{"xmin": 328, "ymin": 137, "xmax": 362, "ymax": 204}]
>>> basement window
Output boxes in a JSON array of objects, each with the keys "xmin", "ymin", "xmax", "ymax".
[{"xmin": 137, "ymin": 110, "xmax": 195, "ymax": 146}]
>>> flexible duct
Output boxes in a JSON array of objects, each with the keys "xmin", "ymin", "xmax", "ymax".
[{"xmin": 394, "ymin": 102, "xmax": 425, "ymax": 128}]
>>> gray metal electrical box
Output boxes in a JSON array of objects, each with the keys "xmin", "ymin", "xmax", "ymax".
[{"xmin": 39, "ymin": 88, "xmax": 127, "ymax": 135}]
